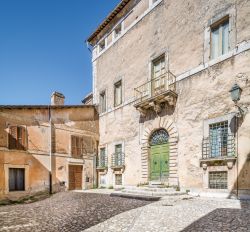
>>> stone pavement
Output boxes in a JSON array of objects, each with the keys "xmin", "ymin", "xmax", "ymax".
[
  {"xmin": 1, "ymin": 191, "xmax": 250, "ymax": 232},
  {"xmin": 0, "ymin": 191, "xmax": 150, "ymax": 232},
  {"xmin": 85, "ymin": 195, "xmax": 250, "ymax": 232}
]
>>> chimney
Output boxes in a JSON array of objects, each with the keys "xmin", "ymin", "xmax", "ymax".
[{"xmin": 51, "ymin": 92, "xmax": 65, "ymax": 106}]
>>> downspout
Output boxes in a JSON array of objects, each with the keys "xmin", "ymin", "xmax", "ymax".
[
  {"xmin": 236, "ymin": 114, "xmax": 239, "ymax": 199},
  {"xmin": 49, "ymin": 106, "xmax": 53, "ymax": 194}
]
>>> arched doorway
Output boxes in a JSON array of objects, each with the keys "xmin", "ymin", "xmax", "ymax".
[{"xmin": 149, "ymin": 129, "xmax": 169, "ymax": 182}]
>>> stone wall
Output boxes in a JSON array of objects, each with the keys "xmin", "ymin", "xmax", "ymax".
[
  {"xmin": 93, "ymin": 0, "xmax": 250, "ymax": 193},
  {"xmin": 0, "ymin": 106, "xmax": 99, "ymax": 200}
]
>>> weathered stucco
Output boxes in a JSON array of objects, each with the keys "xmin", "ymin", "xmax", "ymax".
[
  {"xmin": 0, "ymin": 106, "xmax": 99, "ymax": 200},
  {"xmin": 92, "ymin": 0, "xmax": 250, "ymax": 195}
]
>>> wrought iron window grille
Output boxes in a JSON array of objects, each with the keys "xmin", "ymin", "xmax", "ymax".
[
  {"xmin": 202, "ymin": 121, "xmax": 235, "ymax": 159},
  {"xmin": 111, "ymin": 152, "xmax": 125, "ymax": 167}
]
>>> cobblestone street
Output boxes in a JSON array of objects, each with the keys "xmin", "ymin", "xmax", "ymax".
[
  {"xmin": 85, "ymin": 194, "xmax": 250, "ymax": 232},
  {"xmin": 1, "ymin": 191, "xmax": 250, "ymax": 232},
  {"xmin": 0, "ymin": 192, "xmax": 150, "ymax": 232}
]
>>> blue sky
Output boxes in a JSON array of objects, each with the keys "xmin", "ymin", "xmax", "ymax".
[{"xmin": 0, "ymin": 0, "xmax": 120, "ymax": 105}]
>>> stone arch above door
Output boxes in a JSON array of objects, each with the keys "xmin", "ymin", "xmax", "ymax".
[{"xmin": 140, "ymin": 117, "xmax": 179, "ymax": 186}]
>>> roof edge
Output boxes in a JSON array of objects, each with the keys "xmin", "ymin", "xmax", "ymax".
[
  {"xmin": 87, "ymin": 0, "xmax": 131, "ymax": 45},
  {"xmin": 0, "ymin": 105, "xmax": 96, "ymax": 109}
]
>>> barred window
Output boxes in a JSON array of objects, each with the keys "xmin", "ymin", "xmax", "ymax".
[
  {"xmin": 115, "ymin": 174, "xmax": 122, "ymax": 185},
  {"xmin": 209, "ymin": 171, "xmax": 228, "ymax": 189},
  {"xmin": 209, "ymin": 121, "xmax": 228, "ymax": 157},
  {"xmin": 98, "ymin": 148, "xmax": 107, "ymax": 167}
]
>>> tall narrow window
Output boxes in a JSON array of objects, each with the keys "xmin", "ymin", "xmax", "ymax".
[
  {"xmin": 8, "ymin": 126, "xmax": 27, "ymax": 150},
  {"xmin": 100, "ymin": 91, "xmax": 106, "ymax": 113},
  {"xmin": 153, "ymin": 55, "xmax": 165, "ymax": 79},
  {"xmin": 115, "ymin": 144, "xmax": 123, "ymax": 166},
  {"xmin": 211, "ymin": 18, "xmax": 229, "ymax": 59},
  {"xmin": 71, "ymin": 135, "xmax": 84, "ymax": 158},
  {"xmin": 98, "ymin": 148, "xmax": 107, "ymax": 168},
  {"xmin": 209, "ymin": 121, "xmax": 228, "ymax": 157},
  {"xmin": 9, "ymin": 168, "xmax": 25, "ymax": 191},
  {"xmin": 99, "ymin": 39, "xmax": 106, "ymax": 52},
  {"xmin": 114, "ymin": 80, "xmax": 122, "ymax": 107},
  {"xmin": 114, "ymin": 24, "xmax": 122, "ymax": 39}
]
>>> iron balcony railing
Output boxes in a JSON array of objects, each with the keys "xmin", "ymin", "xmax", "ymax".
[
  {"xmin": 134, "ymin": 72, "xmax": 176, "ymax": 105},
  {"xmin": 202, "ymin": 134, "xmax": 236, "ymax": 159},
  {"xmin": 96, "ymin": 155, "xmax": 108, "ymax": 169},
  {"xmin": 111, "ymin": 152, "xmax": 125, "ymax": 168}
]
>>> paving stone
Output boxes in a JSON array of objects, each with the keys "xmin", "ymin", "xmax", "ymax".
[
  {"xmin": 0, "ymin": 192, "xmax": 150, "ymax": 232},
  {"xmin": 85, "ymin": 195, "xmax": 250, "ymax": 232}
]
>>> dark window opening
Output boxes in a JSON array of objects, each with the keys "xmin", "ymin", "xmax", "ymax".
[
  {"xmin": 9, "ymin": 168, "xmax": 25, "ymax": 191},
  {"xmin": 8, "ymin": 126, "xmax": 27, "ymax": 150}
]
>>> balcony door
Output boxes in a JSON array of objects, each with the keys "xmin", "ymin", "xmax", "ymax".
[
  {"xmin": 150, "ymin": 129, "xmax": 169, "ymax": 182},
  {"xmin": 152, "ymin": 56, "xmax": 166, "ymax": 96}
]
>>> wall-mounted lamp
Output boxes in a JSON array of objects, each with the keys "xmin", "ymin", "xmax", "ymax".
[
  {"xmin": 229, "ymin": 83, "xmax": 247, "ymax": 117},
  {"xmin": 229, "ymin": 83, "xmax": 242, "ymax": 103}
]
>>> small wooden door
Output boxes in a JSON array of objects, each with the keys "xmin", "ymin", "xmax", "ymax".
[
  {"xmin": 68, "ymin": 165, "xmax": 83, "ymax": 190},
  {"xmin": 150, "ymin": 143, "xmax": 169, "ymax": 181}
]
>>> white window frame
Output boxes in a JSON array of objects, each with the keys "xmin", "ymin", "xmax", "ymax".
[{"xmin": 210, "ymin": 17, "xmax": 229, "ymax": 60}]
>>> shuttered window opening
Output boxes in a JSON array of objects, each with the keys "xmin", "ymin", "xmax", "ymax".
[
  {"xmin": 71, "ymin": 135, "xmax": 84, "ymax": 158},
  {"xmin": 9, "ymin": 168, "xmax": 25, "ymax": 191},
  {"xmin": 8, "ymin": 126, "xmax": 27, "ymax": 150}
]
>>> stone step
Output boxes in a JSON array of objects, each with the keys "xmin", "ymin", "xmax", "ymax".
[
  {"xmin": 110, "ymin": 192, "xmax": 161, "ymax": 201},
  {"xmin": 121, "ymin": 189, "xmax": 186, "ymax": 196},
  {"xmin": 123, "ymin": 186, "xmax": 177, "ymax": 193}
]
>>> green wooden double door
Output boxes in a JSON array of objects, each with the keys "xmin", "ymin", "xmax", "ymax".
[{"xmin": 150, "ymin": 143, "xmax": 169, "ymax": 181}]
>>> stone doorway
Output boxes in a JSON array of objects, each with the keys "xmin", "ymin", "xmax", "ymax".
[{"xmin": 149, "ymin": 129, "xmax": 169, "ymax": 182}]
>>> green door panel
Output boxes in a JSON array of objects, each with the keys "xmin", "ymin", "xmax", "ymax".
[{"xmin": 150, "ymin": 143, "xmax": 169, "ymax": 181}]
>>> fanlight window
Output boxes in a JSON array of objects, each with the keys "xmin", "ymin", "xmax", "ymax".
[{"xmin": 150, "ymin": 129, "xmax": 169, "ymax": 145}]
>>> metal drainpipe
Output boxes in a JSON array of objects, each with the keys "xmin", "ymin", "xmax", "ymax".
[
  {"xmin": 236, "ymin": 113, "xmax": 239, "ymax": 199},
  {"xmin": 49, "ymin": 106, "xmax": 52, "ymax": 194}
]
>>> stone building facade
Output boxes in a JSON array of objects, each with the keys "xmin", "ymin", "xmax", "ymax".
[
  {"xmin": 87, "ymin": 0, "xmax": 250, "ymax": 197},
  {"xmin": 0, "ymin": 93, "xmax": 99, "ymax": 200}
]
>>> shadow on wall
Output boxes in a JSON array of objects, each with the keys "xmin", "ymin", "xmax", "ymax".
[
  {"xmin": 1, "ymin": 153, "xmax": 65, "ymax": 201},
  {"xmin": 181, "ymin": 114, "xmax": 250, "ymax": 231},
  {"xmin": 139, "ymin": 103, "xmax": 176, "ymax": 123}
]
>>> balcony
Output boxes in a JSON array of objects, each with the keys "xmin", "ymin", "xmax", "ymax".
[
  {"xmin": 111, "ymin": 152, "xmax": 125, "ymax": 171},
  {"xmin": 201, "ymin": 134, "xmax": 236, "ymax": 166},
  {"xmin": 96, "ymin": 155, "xmax": 108, "ymax": 171},
  {"xmin": 134, "ymin": 71, "xmax": 177, "ymax": 116}
]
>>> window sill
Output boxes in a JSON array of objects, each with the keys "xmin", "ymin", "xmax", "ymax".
[{"xmin": 5, "ymin": 190, "xmax": 29, "ymax": 195}]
